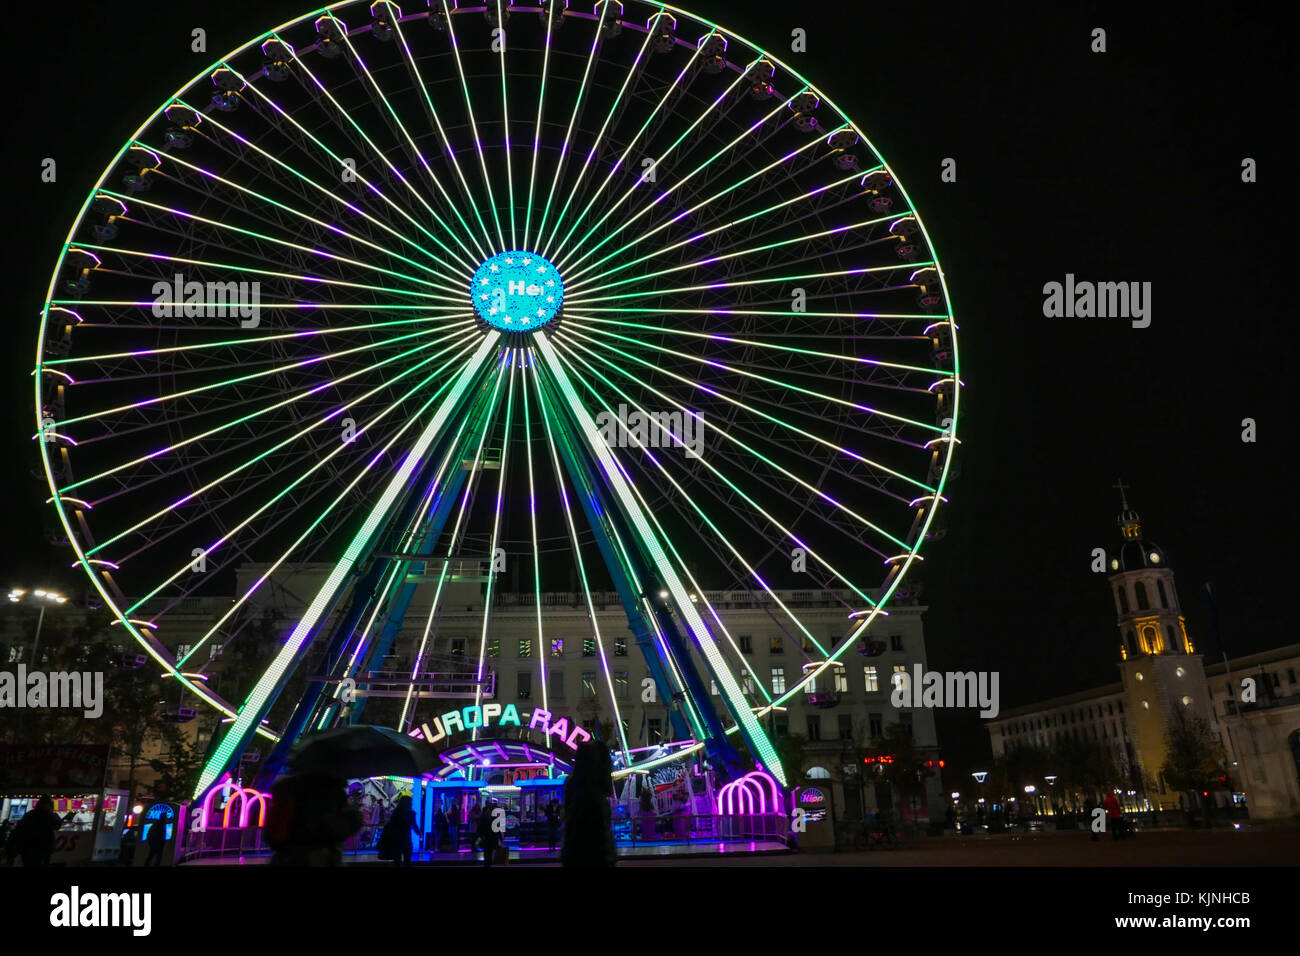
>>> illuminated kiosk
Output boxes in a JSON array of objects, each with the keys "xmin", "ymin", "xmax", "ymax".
[
  {"xmin": 33, "ymin": 0, "xmax": 961, "ymax": 852},
  {"xmin": 0, "ymin": 745, "xmax": 129, "ymax": 865}
]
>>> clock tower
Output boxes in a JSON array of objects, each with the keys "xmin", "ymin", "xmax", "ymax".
[{"xmin": 1108, "ymin": 481, "xmax": 1218, "ymax": 809}]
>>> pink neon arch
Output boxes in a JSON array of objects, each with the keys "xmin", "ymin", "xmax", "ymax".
[
  {"xmin": 718, "ymin": 770, "xmax": 782, "ymax": 815},
  {"xmin": 200, "ymin": 777, "xmax": 271, "ymax": 829}
]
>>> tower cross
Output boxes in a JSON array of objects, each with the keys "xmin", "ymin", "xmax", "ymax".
[{"xmin": 1112, "ymin": 478, "xmax": 1131, "ymax": 510}]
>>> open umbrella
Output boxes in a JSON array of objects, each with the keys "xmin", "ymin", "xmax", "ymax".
[{"xmin": 287, "ymin": 725, "xmax": 441, "ymax": 779}]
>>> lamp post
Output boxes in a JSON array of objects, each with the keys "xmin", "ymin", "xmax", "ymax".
[
  {"xmin": 8, "ymin": 587, "xmax": 68, "ymax": 740},
  {"xmin": 972, "ymin": 771, "xmax": 988, "ymax": 829}
]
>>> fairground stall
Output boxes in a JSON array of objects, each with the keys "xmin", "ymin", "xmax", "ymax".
[{"xmin": 0, "ymin": 744, "xmax": 128, "ymax": 864}]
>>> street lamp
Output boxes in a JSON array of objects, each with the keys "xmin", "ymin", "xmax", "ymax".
[{"xmin": 8, "ymin": 586, "xmax": 68, "ymax": 666}]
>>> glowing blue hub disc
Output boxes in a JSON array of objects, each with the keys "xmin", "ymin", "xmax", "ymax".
[{"xmin": 471, "ymin": 250, "xmax": 564, "ymax": 332}]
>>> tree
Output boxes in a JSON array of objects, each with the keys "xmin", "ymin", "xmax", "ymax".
[{"xmin": 1162, "ymin": 711, "xmax": 1224, "ymax": 824}]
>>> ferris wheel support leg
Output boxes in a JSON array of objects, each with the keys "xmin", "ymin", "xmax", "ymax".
[
  {"xmin": 533, "ymin": 333, "xmax": 785, "ymax": 785},
  {"xmin": 535, "ymin": 374, "xmax": 696, "ymax": 744},
  {"xmin": 194, "ymin": 333, "xmax": 503, "ymax": 800}
]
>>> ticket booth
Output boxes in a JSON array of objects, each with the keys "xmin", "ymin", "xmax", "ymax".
[{"xmin": 793, "ymin": 785, "xmax": 835, "ymax": 850}]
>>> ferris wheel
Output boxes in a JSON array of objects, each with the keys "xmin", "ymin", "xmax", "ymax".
[{"xmin": 34, "ymin": 0, "xmax": 961, "ymax": 800}]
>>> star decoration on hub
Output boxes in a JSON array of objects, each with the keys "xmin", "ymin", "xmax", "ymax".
[{"xmin": 470, "ymin": 250, "xmax": 565, "ymax": 333}]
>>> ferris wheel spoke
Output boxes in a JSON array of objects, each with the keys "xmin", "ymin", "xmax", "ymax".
[
  {"xmin": 176, "ymin": 90, "xmax": 470, "ymax": 276},
  {"xmin": 530, "ymin": 355, "xmax": 634, "ymax": 763},
  {"xmin": 55, "ymin": 326, "xmax": 476, "ymax": 496},
  {"xmin": 257, "ymin": 43, "xmax": 480, "ymax": 275},
  {"xmin": 535, "ymin": 8, "xmax": 657, "ymax": 259},
  {"xmin": 530, "ymin": 2, "xmax": 613, "ymax": 257},
  {"xmin": 564, "ymin": 166, "xmax": 869, "ymax": 294},
  {"xmin": 87, "ymin": 333, "xmax": 483, "ymax": 576},
  {"xmin": 547, "ymin": 29, "xmax": 739, "ymax": 266},
  {"xmin": 195, "ymin": 332, "xmax": 502, "ymax": 794},
  {"xmin": 564, "ymin": 127, "xmax": 854, "ymax": 286},
  {"xmin": 440, "ymin": 1, "xmax": 506, "ymax": 250},
  {"xmin": 51, "ymin": 319, "xmax": 473, "ymax": 432},
  {"xmin": 551, "ymin": 335, "xmax": 894, "ymax": 602},
  {"xmin": 521, "ymin": 5, "xmax": 558, "ymax": 251},
  {"xmin": 494, "ymin": 2, "xmax": 517, "ymax": 248},
  {"xmin": 390, "ymin": 16, "xmax": 496, "ymax": 258}
]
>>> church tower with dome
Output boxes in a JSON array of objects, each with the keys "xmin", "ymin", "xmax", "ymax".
[{"xmin": 1108, "ymin": 481, "xmax": 1220, "ymax": 808}]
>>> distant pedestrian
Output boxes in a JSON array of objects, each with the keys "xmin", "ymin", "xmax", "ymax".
[
  {"xmin": 118, "ymin": 825, "xmax": 138, "ymax": 865},
  {"xmin": 562, "ymin": 741, "xmax": 616, "ymax": 867},
  {"xmin": 144, "ymin": 817, "xmax": 167, "ymax": 865},
  {"xmin": 378, "ymin": 796, "xmax": 417, "ymax": 866},
  {"xmin": 476, "ymin": 800, "xmax": 501, "ymax": 867},
  {"xmin": 544, "ymin": 797, "xmax": 561, "ymax": 850},
  {"xmin": 7, "ymin": 797, "xmax": 63, "ymax": 868},
  {"xmin": 468, "ymin": 801, "xmax": 482, "ymax": 851},
  {"xmin": 1103, "ymin": 791, "xmax": 1124, "ymax": 841},
  {"xmin": 265, "ymin": 772, "xmax": 363, "ymax": 866},
  {"xmin": 433, "ymin": 805, "xmax": 451, "ymax": 851}
]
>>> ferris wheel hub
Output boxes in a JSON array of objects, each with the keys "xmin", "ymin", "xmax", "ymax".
[{"xmin": 471, "ymin": 250, "xmax": 564, "ymax": 333}]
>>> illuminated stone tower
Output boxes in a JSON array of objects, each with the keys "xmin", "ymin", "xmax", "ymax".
[{"xmin": 1108, "ymin": 481, "xmax": 1218, "ymax": 808}]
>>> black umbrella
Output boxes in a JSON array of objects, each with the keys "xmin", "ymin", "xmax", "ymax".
[{"xmin": 286, "ymin": 725, "xmax": 441, "ymax": 779}]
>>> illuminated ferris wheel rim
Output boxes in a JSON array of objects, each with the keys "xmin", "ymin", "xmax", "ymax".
[{"xmin": 33, "ymin": 0, "xmax": 962, "ymax": 785}]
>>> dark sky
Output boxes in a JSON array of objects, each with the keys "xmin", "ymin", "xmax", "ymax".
[{"xmin": 3, "ymin": 1, "xmax": 1292, "ymax": 763}]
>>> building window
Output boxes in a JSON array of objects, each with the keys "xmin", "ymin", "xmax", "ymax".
[
  {"xmin": 581, "ymin": 672, "xmax": 598, "ymax": 699},
  {"xmin": 769, "ymin": 635, "xmax": 784, "ymax": 654},
  {"xmin": 807, "ymin": 715, "xmax": 822, "ymax": 741},
  {"xmin": 614, "ymin": 671, "xmax": 629, "ymax": 699},
  {"xmin": 486, "ymin": 638, "xmax": 500, "ymax": 658},
  {"xmin": 738, "ymin": 635, "xmax": 753, "ymax": 654},
  {"xmin": 549, "ymin": 670, "xmax": 564, "ymax": 699},
  {"xmin": 7, "ymin": 645, "xmax": 23, "ymax": 663},
  {"xmin": 1288, "ymin": 668, "xmax": 1297, "ymax": 684},
  {"xmin": 711, "ymin": 680, "xmax": 719, "ymax": 696},
  {"xmin": 869, "ymin": 712, "xmax": 882, "ymax": 738},
  {"xmin": 176, "ymin": 643, "xmax": 192, "ymax": 660},
  {"xmin": 775, "ymin": 716, "xmax": 789, "ymax": 737},
  {"xmin": 899, "ymin": 712, "xmax": 913, "ymax": 737},
  {"xmin": 891, "ymin": 664, "xmax": 909, "ymax": 694},
  {"xmin": 890, "ymin": 634, "xmax": 904, "ymax": 652},
  {"xmin": 450, "ymin": 638, "xmax": 466, "ymax": 657},
  {"xmin": 1157, "ymin": 580, "xmax": 1169, "ymax": 608},
  {"xmin": 614, "ymin": 637, "xmax": 627, "ymax": 657},
  {"xmin": 209, "ymin": 644, "xmax": 224, "ymax": 659},
  {"xmin": 550, "ymin": 638, "xmax": 564, "ymax": 658},
  {"xmin": 1135, "ymin": 582, "xmax": 1149, "ymax": 610},
  {"xmin": 1116, "ymin": 586, "xmax": 1129, "ymax": 614},
  {"xmin": 518, "ymin": 639, "xmax": 532, "ymax": 658},
  {"xmin": 771, "ymin": 667, "xmax": 786, "ymax": 694},
  {"xmin": 864, "ymin": 666, "xmax": 879, "ymax": 693},
  {"xmin": 742, "ymin": 671, "xmax": 754, "ymax": 694},
  {"xmin": 1167, "ymin": 625, "xmax": 1178, "ymax": 652},
  {"xmin": 838, "ymin": 714, "xmax": 853, "ymax": 739},
  {"xmin": 647, "ymin": 718, "xmax": 663, "ymax": 744},
  {"xmin": 833, "ymin": 665, "xmax": 848, "ymax": 693},
  {"xmin": 517, "ymin": 672, "xmax": 532, "ymax": 699},
  {"xmin": 582, "ymin": 638, "xmax": 596, "ymax": 657}
]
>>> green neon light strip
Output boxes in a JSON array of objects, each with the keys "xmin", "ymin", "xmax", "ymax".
[
  {"xmin": 566, "ymin": 307, "xmax": 948, "ymax": 321},
  {"xmin": 531, "ymin": 355, "xmax": 634, "ymax": 763},
  {"xmin": 102, "ymin": 191, "xmax": 460, "ymax": 298},
  {"xmin": 390, "ymin": 14, "xmax": 495, "ymax": 257},
  {"xmin": 547, "ymin": 28, "xmax": 733, "ymax": 265},
  {"xmin": 131, "ymin": 332, "xmax": 483, "ymax": 621},
  {"xmin": 530, "ymin": 0, "xmax": 614, "ymax": 255},
  {"xmin": 534, "ymin": 333, "xmax": 784, "ymax": 785},
  {"xmin": 560, "ymin": 323, "xmax": 938, "ymax": 502},
  {"xmin": 551, "ymin": 335, "xmax": 842, "ymax": 647},
  {"xmin": 496, "ymin": 1, "xmax": 516, "ymax": 249},
  {"xmin": 58, "ymin": 319, "xmax": 469, "ymax": 432},
  {"xmin": 172, "ymin": 334, "xmax": 485, "ymax": 667},
  {"xmin": 441, "ymin": 1, "xmax": 505, "ymax": 251},
  {"xmin": 324, "ymin": 30, "xmax": 482, "ymax": 268},
  {"xmin": 562, "ymin": 130, "xmax": 860, "ymax": 285},
  {"xmin": 520, "ymin": 358, "xmax": 551, "ymax": 740},
  {"xmin": 521, "ymin": 5, "xmax": 556, "ymax": 252},
  {"xmin": 566, "ymin": 313, "xmax": 946, "ymax": 379},
  {"xmin": 535, "ymin": 7, "xmax": 657, "ymax": 257},
  {"xmin": 563, "ymin": 166, "xmax": 870, "ymax": 293},
  {"xmin": 171, "ymin": 95, "xmax": 470, "ymax": 280},
  {"xmin": 565, "ymin": 259, "xmax": 937, "ymax": 307},
  {"xmin": 195, "ymin": 332, "xmax": 501, "ymax": 797},
  {"xmin": 62, "ymin": 321, "xmax": 467, "ymax": 504}
]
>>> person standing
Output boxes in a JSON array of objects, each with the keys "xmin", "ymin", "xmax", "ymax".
[
  {"xmin": 1103, "ymin": 790, "xmax": 1124, "ymax": 841},
  {"xmin": 265, "ymin": 772, "xmax": 363, "ymax": 866},
  {"xmin": 144, "ymin": 817, "xmax": 167, "ymax": 866},
  {"xmin": 433, "ymin": 805, "xmax": 450, "ymax": 852},
  {"xmin": 476, "ymin": 800, "xmax": 501, "ymax": 867},
  {"xmin": 378, "ymin": 796, "xmax": 417, "ymax": 866},
  {"xmin": 8, "ymin": 797, "xmax": 63, "ymax": 868},
  {"xmin": 544, "ymin": 797, "xmax": 561, "ymax": 850},
  {"xmin": 562, "ymin": 742, "xmax": 616, "ymax": 867}
]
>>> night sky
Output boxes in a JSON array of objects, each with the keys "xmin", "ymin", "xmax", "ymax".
[{"xmin": 3, "ymin": 1, "xmax": 1291, "ymax": 763}]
